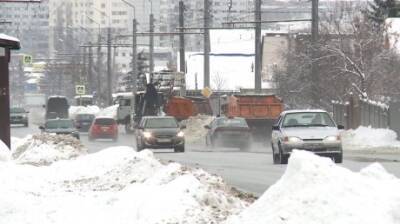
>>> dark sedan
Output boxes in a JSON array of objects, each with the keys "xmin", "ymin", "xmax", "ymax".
[
  {"xmin": 10, "ymin": 107, "xmax": 29, "ymax": 127},
  {"xmin": 74, "ymin": 114, "xmax": 95, "ymax": 132},
  {"xmin": 135, "ymin": 116, "xmax": 185, "ymax": 152},
  {"xmin": 205, "ymin": 117, "xmax": 251, "ymax": 150},
  {"xmin": 39, "ymin": 119, "xmax": 80, "ymax": 139}
]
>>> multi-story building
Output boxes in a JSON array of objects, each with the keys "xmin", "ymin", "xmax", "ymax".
[{"xmin": 0, "ymin": 0, "xmax": 50, "ymax": 58}]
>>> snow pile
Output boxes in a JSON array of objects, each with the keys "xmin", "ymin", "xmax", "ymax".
[
  {"xmin": 341, "ymin": 126, "xmax": 400, "ymax": 151},
  {"xmin": 183, "ymin": 115, "xmax": 214, "ymax": 144},
  {"xmin": 226, "ymin": 150, "xmax": 400, "ymax": 224},
  {"xmin": 97, "ymin": 104, "xmax": 119, "ymax": 119},
  {"xmin": 0, "ymin": 147, "xmax": 248, "ymax": 224},
  {"xmin": 10, "ymin": 134, "xmax": 87, "ymax": 166},
  {"xmin": 69, "ymin": 105, "xmax": 100, "ymax": 119}
]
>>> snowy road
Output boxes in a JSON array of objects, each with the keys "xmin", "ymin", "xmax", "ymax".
[{"xmin": 11, "ymin": 124, "xmax": 400, "ymax": 196}]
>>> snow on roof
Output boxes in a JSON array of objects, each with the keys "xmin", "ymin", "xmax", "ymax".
[
  {"xmin": 0, "ymin": 33, "xmax": 20, "ymax": 49},
  {"xmin": 181, "ymin": 29, "xmax": 283, "ymax": 91},
  {"xmin": 74, "ymin": 95, "xmax": 93, "ymax": 99}
]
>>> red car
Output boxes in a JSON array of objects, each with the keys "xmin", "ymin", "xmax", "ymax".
[{"xmin": 89, "ymin": 117, "xmax": 118, "ymax": 141}]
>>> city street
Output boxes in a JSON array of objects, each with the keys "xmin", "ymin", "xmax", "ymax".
[{"xmin": 12, "ymin": 124, "xmax": 400, "ymax": 196}]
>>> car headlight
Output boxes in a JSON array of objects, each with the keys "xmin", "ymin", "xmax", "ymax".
[
  {"xmin": 143, "ymin": 131, "xmax": 152, "ymax": 138},
  {"xmin": 177, "ymin": 131, "xmax": 184, "ymax": 137},
  {"xmin": 284, "ymin": 136, "xmax": 303, "ymax": 143},
  {"xmin": 323, "ymin": 135, "xmax": 340, "ymax": 142}
]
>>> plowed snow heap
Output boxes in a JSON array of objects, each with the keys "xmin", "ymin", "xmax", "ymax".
[
  {"xmin": 11, "ymin": 134, "xmax": 87, "ymax": 166},
  {"xmin": 226, "ymin": 150, "xmax": 400, "ymax": 224},
  {"xmin": 0, "ymin": 145, "xmax": 249, "ymax": 224}
]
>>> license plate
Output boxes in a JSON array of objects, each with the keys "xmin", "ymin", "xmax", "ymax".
[
  {"xmin": 83, "ymin": 122, "xmax": 90, "ymax": 125},
  {"xmin": 101, "ymin": 127, "xmax": 110, "ymax": 131},
  {"xmin": 157, "ymin": 139, "xmax": 171, "ymax": 143}
]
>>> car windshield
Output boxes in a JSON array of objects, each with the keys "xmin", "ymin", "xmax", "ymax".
[
  {"xmin": 76, "ymin": 114, "xmax": 95, "ymax": 120},
  {"xmin": 217, "ymin": 118, "xmax": 248, "ymax": 127},
  {"xmin": 46, "ymin": 120, "xmax": 74, "ymax": 129},
  {"xmin": 145, "ymin": 118, "xmax": 178, "ymax": 128},
  {"xmin": 282, "ymin": 112, "xmax": 335, "ymax": 128},
  {"xmin": 95, "ymin": 118, "xmax": 115, "ymax": 125},
  {"xmin": 10, "ymin": 108, "xmax": 25, "ymax": 113}
]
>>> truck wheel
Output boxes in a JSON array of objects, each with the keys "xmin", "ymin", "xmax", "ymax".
[
  {"xmin": 174, "ymin": 145, "xmax": 185, "ymax": 153},
  {"xmin": 334, "ymin": 153, "xmax": 343, "ymax": 163}
]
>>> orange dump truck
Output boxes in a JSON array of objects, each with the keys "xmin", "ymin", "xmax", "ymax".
[
  {"xmin": 222, "ymin": 94, "xmax": 284, "ymax": 142},
  {"xmin": 164, "ymin": 96, "xmax": 213, "ymax": 121}
]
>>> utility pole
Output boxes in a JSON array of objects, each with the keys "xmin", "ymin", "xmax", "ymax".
[
  {"xmin": 204, "ymin": 0, "xmax": 211, "ymax": 88},
  {"xmin": 179, "ymin": 0, "xmax": 186, "ymax": 96},
  {"xmin": 254, "ymin": 0, "xmax": 262, "ymax": 93},
  {"xmin": 88, "ymin": 42, "xmax": 93, "ymax": 94},
  {"xmin": 311, "ymin": 0, "xmax": 319, "ymax": 105},
  {"xmin": 149, "ymin": 13, "xmax": 155, "ymax": 76},
  {"xmin": 107, "ymin": 26, "xmax": 112, "ymax": 105},
  {"xmin": 96, "ymin": 34, "xmax": 102, "ymax": 105},
  {"xmin": 132, "ymin": 18, "xmax": 138, "ymax": 121}
]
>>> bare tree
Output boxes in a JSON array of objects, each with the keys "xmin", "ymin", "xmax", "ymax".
[{"xmin": 212, "ymin": 72, "xmax": 227, "ymax": 90}]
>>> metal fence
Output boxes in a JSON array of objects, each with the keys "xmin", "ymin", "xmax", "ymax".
[{"xmin": 332, "ymin": 96, "xmax": 389, "ymax": 129}]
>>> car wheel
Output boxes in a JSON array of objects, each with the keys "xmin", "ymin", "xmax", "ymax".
[
  {"xmin": 240, "ymin": 142, "xmax": 250, "ymax": 151},
  {"xmin": 174, "ymin": 145, "xmax": 185, "ymax": 153},
  {"xmin": 24, "ymin": 122, "xmax": 28, "ymax": 127},
  {"xmin": 136, "ymin": 139, "xmax": 143, "ymax": 152},
  {"xmin": 278, "ymin": 143, "xmax": 288, "ymax": 164},
  {"xmin": 334, "ymin": 153, "xmax": 343, "ymax": 163}
]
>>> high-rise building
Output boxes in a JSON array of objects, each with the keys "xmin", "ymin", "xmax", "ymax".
[{"xmin": 0, "ymin": 0, "xmax": 50, "ymax": 58}]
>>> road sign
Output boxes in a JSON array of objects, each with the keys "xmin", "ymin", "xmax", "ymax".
[
  {"xmin": 201, "ymin": 87, "xmax": 213, "ymax": 98},
  {"xmin": 75, "ymin": 85, "xmax": 86, "ymax": 95},
  {"xmin": 23, "ymin": 54, "xmax": 32, "ymax": 65}
]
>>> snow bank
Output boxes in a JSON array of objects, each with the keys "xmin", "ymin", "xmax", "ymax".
[
  {"xmin": 183, "ymin": 115, "xmax": 214, "ymax": 144},
  {"xmin": 0, "ymin": 147, "xmax": 248, "ymax": 224},
  {"xmin": 342, "ymin": 126, "xmax": 400, "ymax": 151},
  {"xmin": 97, "ymin": 104, "xmax": 119, "ymax": 119},
  {"xmin": 10, "ymin": 134, "xmax": 87, "ymax": 166},
  {"xmin": 226, "ymin": 150, "xmax": 400, "ymax": 224},
  {"xmin": 69, "ymin": 105, "xmax": 100, "ymax": 119}
]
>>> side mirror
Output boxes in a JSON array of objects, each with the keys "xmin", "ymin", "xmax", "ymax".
[
  {"xmin": 337, "ymin": 125, "xmax": 345, "ymax": 130},
  {"xmin": 272, "ymin": 125, "xmax": 280, "ymax": 131},
  {"xmin": 204, "ymin": 125, "xmax": 211, "ymax": 129},
  {"xmin": 39, "ymin": 126, "xmax": 45, "ymax": 130},
  {"xmin": 180, "ymin": 124, "xmax": 186, "ymax": 129}
]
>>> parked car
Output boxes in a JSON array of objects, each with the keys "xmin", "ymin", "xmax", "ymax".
[
  {"xmin": 135, "ymin": 116, "xmax": 185, "ymax": 152},
  {"xmin": 271, "ymin": 110, "xmax": 344, "ymax": 164},
  {"xmin": 74, "ymin": 114, "xmax": 95, "ymax": 132},
  {"xmin": 89, "ymin": 117, "xmax": 118, "ymax": 141},
  {"xmin": 204, "ymin": 116, "xmax": 251, "ymax": 150},
  {"xmin": 10, "ymin": 107, "xmax": 29, "ymax": 127},
  {"xmin": 39, "ymin": 118, "xmax": 80, "ymax": 139}
]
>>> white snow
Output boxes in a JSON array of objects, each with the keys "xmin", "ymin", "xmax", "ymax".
[
  {"xmin": 386, "ymin": 18, "xmax": 400, "ymax": 52},
  {"xmin": 97, "ymin": 104, "xmax": 119, "ymax": 119},
  {"xmin": 226, "ymin": 150, "xmax": 400, "ymax": 224},
  {"xmin": 69, "ymin": 105, "xmax": 100, "ymax": 119},
  {"xmin": 341, "ymin": 126, "xmax": 400, "ymax": 151},
  {"xmin": 0, "ymin": 146, "xmax": 247, "ymax": 224},
  {"xmin": 0, "ymin": 33, "xmax": 20, "ymax": 43},
  {"xmin": 183, "ymin": 115, "xmax": 214, "ymax": 144},
  {"xmin": 10, "ymin": 134, "xmax": 87, "ymax": 166}
]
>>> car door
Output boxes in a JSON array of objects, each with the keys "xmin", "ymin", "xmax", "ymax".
[{"xmin": 117, "ymin": 98, "xmax": 131, "ymax": 122}]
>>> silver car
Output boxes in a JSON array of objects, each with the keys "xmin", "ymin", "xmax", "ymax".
[{"xmin": 271, "ymin": 110, "xmax": 344, "ymax": 164}]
